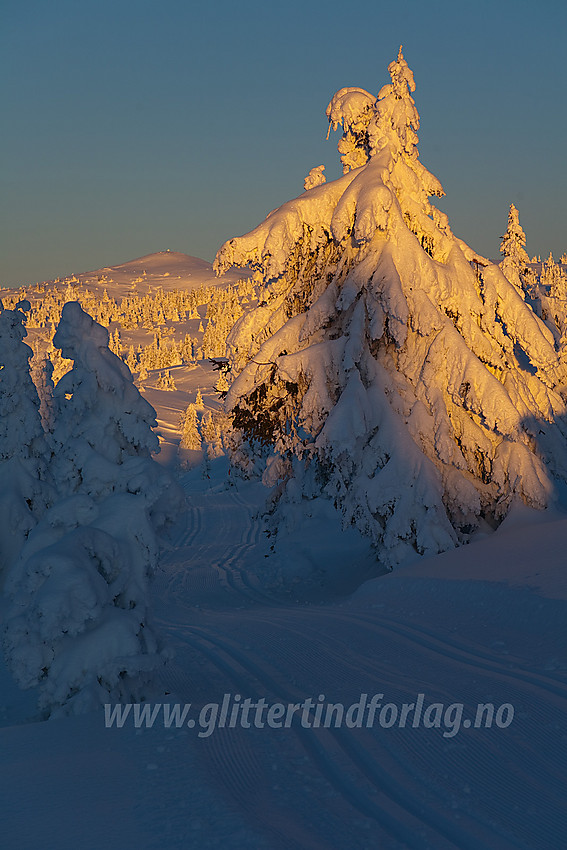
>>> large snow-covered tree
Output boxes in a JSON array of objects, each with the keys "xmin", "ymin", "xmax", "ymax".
[{"xmin": 214, "ymin": 49, "xmax": 567, "ymax": 569}]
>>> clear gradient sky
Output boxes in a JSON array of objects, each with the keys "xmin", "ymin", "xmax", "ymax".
[{"xmin": 1, "ymin": 0, "xmax": 566, "ymax": 287}]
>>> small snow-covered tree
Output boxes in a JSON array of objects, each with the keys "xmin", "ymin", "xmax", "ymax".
[
  {"xmin": 215, "ymin": 370, "xmax": 230, "ymax": 395},
  {"xmin": 181, "ymin": 333, "xmax": 195, "ymax": 364},
  {"xmin": 125, "ymin": 344, "xmax": 137, "ymax": 373},
  {"xmin": 0, "ymin": 301, "xmax": 52, "ymax": 582},
  {"xmin": 158, "ymin": 369, "xmax": 177, "ymax": 390},
  {"xmin": 201, "ymin": 410, "xmax": 226, "ymax": 459},
  {"xmin": 536, "ymin": 253, "xmax": 567, "ymax": 346},
  {"xmin": 3, "ymin": 302, "xmax": 180, "ymax": 715},
  {"xmin": 500, "ymin": 204, "xmax": 530, "ymax": 293},
  {"xmin": 541, "ymin": 252, "xmax": 566, "ymax": 297},
  {"xmin": 214, "ymin": 49, "xmax": 567, "ymax": 570},
  {"xmin": 179, "ymin": 403, "xmax": 201, "ymax": 451},
  {"xmin": 109, "ymin": 328, "xmax": 121, "ymax": 357}
]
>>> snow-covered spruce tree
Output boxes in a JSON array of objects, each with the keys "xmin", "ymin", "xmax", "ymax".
[
  {"xmin": 0, "ymin": 301, "xmax": 52, "ymax": 584},
  {"xmin": 537, "ymin": 253, "xmax": 567, "ymax": 348},
  {"xmin": 3, "ymin": 302, "xmax": 181, "ymax": 715},
  {"xmin": 214, "ymin": 49, "xmax": 567, "ymax": 569},
  {"xmin": 541, "ymin": 252, "xmax": 567, "ymax": 299},
  {"xmin": 215, "ymin": 370, "xmax": 230, "ymax": 395},
  {"xmin": 500, "ymin": 203, "xmax": 530, "ymax": 293},
  {"xmin": 158, "ymin": 369, "xmax": 177, "ymax": 390},
  {"xmin": 179, "ymin": 403, "xmax": 202, "ymax": 451}
]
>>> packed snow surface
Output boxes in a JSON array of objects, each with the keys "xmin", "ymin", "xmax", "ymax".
[{"xmin": 1, "ymin": 452, "xmax": 566, "ymax": 849}]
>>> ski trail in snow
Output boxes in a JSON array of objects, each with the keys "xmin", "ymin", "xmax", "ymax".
[
  {"xmin": 212, "ymin": 493, "xmax": 280, "ymax": 607},
  {"xmin": 155, "ymin": 482, "xmax": 279, "ymax": 612},
  {"xmin": 172, "ymin": 629, "xmax": 428, "ymax": 849},
  {"xmin": 159, "ymin": 590, "xmax": 564, "ymax": 848},
  {"xmin": 171, "ymin": 624, "xmax": 517, "ymax": 850},
  {"xmin": 353, "ymin": 610, "xmax": 567, "ymax": 700},
  {"xmin": 266, "ymin": 607, "xmax": 567, "ymax": 817},
  {"xmin": 149, "ymin": 475, "xmax": 566, "ymax": 849}
]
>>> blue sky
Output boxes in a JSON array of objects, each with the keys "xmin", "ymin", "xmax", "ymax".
[{"xmin": 1, "ymin": 0, "xmax": 566, "ymax": 286}]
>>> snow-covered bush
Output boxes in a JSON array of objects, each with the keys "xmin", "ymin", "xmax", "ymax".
[
  {"xmin": 214, "ymin": 49, "xmax": 567, "ymax": 570},
  {"xmin": 4, "ymin": 493, "xmax": 163, "ymax": 715}
]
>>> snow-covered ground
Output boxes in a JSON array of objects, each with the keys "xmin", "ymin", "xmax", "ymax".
[
  {"xmin": 2, "ymin": 459, "xmax": 566, "ymax": 849},
  {"xmin": 1, "ymin": 253, "xmax": 566, "ymax": 849}
]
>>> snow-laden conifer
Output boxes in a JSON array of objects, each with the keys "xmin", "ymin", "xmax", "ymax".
[
  {"xmin": 214, "ymin": 49, "xmax": 567, "ymax": 568},
  {"xmin": 179, "ymin": 403, "xmax": 202, "ymax": 451},
  {"xmin": 500, "ymin": 204, "xmax": 530, "ymax": 293},
  {"xmin": 0, "ymin": 301, "xmax": 52, "ymax": 583},
  {"xmin": 3, "ymin": 302, "xmax": 180, "ymax": 715}
]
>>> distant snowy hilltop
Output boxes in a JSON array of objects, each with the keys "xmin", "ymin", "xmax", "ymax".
[{"xmin": 2, "ymin": 47, "xmax": 567, "ymax": 716}]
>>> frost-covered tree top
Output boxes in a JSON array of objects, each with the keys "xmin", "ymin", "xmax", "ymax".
[
  {"xmin": 0, "ymin": 301, "xmax": 51, "ymax": 579},
  {"xmin": 52, "ymin": 301, "xmax": 159, "ymax": 469},
  {"xmin": 500, "ymin": 204, "xmax": 530, "ymax": 273},
  {"xmin": 214, "ymin": 50, "xmax": 567, "ymax": 568},
  {"xmin": 0, "ymin": 300, "xmax": 45, "ymax": 461},
  {"xmin": 304, "ymin": 165, "xmax": 326, "ymax": 191},
  {"xmin": 215, "ymin": 47, "xmax": 446, "ymax": 286},
  {"xmin": 499, "ymin": 204, "xmax": 531, "ymax": 296},
  {"xmin": 326, "ymin": 87, "xmax": 375, "ymax": 173}
]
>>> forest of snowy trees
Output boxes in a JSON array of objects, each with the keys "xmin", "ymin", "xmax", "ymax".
[{"xmin": 2, "ymin": 47, "xmax": 567, "ymax": 715}]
